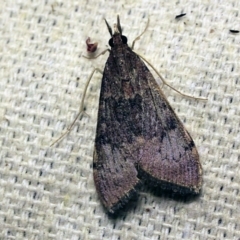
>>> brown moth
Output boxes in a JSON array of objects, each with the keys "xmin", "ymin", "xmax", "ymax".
[{"xmin": 93, "ymin": 16, "xmax": 202, "ymax": 215}]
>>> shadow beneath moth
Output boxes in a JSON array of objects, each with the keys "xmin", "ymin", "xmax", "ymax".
[{"xmin": 92, "ymin": 16, "xmax": 202, "ymax": 216}]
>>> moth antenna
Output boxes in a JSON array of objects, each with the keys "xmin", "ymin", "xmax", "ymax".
[
  {"xmin": 117, "ymin": 15, "xmax": 122, "ymax": 34},
  {"xmin": 104, "ymin": 19, "xmax": 113, "ymax": 36}
]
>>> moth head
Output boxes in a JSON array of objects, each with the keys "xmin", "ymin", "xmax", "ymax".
[{"xmin": 105, "ymin": 15, "xmax": 128, "ymax": 47}]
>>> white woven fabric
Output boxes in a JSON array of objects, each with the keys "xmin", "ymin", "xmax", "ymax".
[{"xmin": 0, "ymin": 0, "xmax": 239, "ymax": 239}]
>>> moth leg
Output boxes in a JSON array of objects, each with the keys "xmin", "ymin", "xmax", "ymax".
[
  {"xmin": 131, "ymin": 17, "xmax": 150, "ymax": 50},
  {"xmin": 136, "ymin": 52, "xmax": 207, "ymax": 101},
  {"xmin": 50, "ymin": 68, "xmax": 103, "ymax": 146}
]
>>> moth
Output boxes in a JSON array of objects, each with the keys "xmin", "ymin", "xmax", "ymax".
[{"xmin": 91, "ymin": 16, "xmax": 202, "ymax": 215}]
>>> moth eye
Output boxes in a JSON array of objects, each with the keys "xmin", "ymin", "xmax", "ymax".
[
  {"xmin": 109, "ymin": 38, "xmax": 114, "ymax": 47},
  {"xmin": 121, "ymin": 35, "xmax": 127, "ymax": 44}
]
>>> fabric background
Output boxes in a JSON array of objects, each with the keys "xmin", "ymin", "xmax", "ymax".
[{"xmin": 0, "ymin": 0, "xmax": 239, "ymax": 239}]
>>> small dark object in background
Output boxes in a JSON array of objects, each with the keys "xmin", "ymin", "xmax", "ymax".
[
  {"xmin": 86, "ymin": 37, "xmax": 98, "ymax": 52},
  {"xmin": 175, "ymin": 13, "xmax": 186, "ymax": 19},
  {"xmin": 229, "ymin": 29, "xmax": 239, "ymax": 33}
]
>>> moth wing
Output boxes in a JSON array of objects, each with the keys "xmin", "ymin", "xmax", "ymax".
[
  {"xmin": 93, "ymin": 64, "xmax": 142, "ymax": 213},
  {"xmin": 93, "ymin": 48, "xmax": 202, "ymax": 214},
  {"xmin": 93, "ymin": 144, "xmax": 140, "ymax": 214},
  {"xmin": 135, "ymin": 63, "xmax": 202, "ymax": 194}
]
